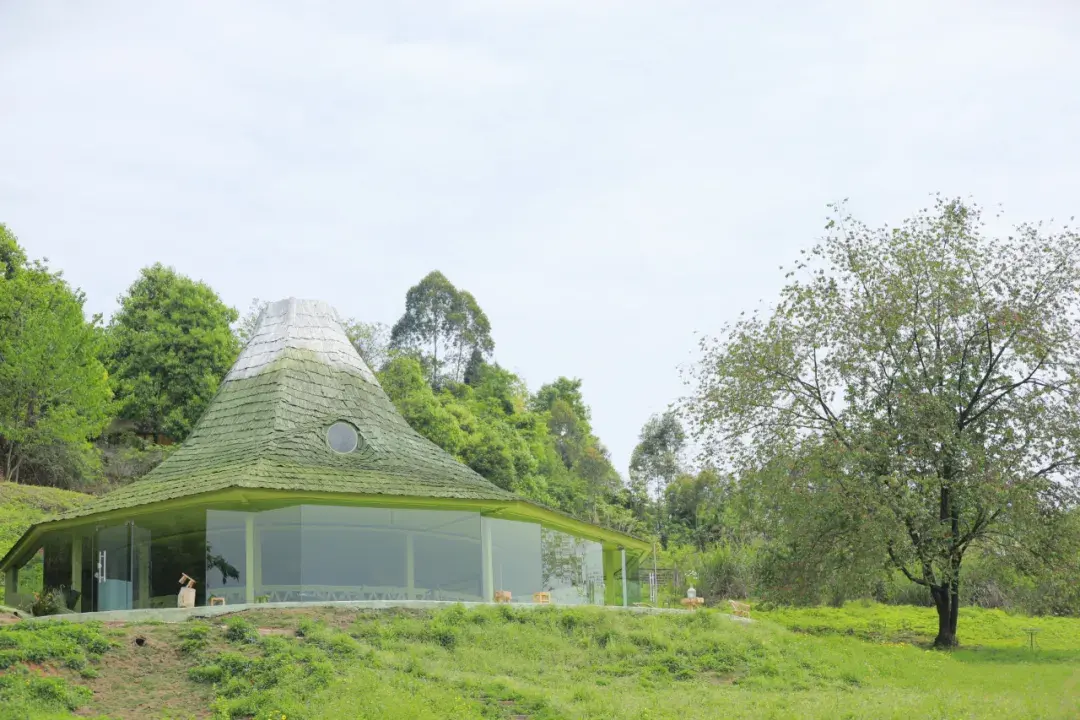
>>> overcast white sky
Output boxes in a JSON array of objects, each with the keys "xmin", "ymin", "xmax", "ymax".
[{"xmin": 2, "ymin": 1, "xmax": 1079, "ymax": 476}]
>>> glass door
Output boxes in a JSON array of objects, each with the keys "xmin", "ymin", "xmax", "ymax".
[{"xmin": 93, "ymin": 522, "xmax": 133, "ymax": 612}]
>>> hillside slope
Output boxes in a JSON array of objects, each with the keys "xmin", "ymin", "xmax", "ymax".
[
  {"xmin": 0, "ymin": 482, "xmax": 92, "ymax": 606},
  {"xmin": 1, "ymin": 604, "xmax": 1078, "ymax": 720}
]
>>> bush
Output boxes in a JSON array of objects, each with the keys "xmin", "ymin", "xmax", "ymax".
[
  {"xmin": 0, "ymin": 666, "xmax": 92, "ymax": 714},
  {"xmin": 28, "ymin": 587, "xmax": 69, "ymax": 617},
  {"xmin": 179, "ymin": 623, "xmax": 211, "ymax": 654},
  {"xmin": 224, "ymin": 617, "xmax": 258, "ymax": 644},
  {"xmin": 0, "ymin": 620, "xmax": 109, "ymax": 670},
  {"xmin": 694, "ymin": 543, "xmax": 755, "ymax": 601}
]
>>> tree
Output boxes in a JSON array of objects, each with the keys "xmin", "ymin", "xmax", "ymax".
[
  {"xmin": 107, "ymin": 264, "xmax": 239, "ymax": 443},
  {"xmin": 629, "ymin": 411, "xmax": 686, "ymax": 547},
  {"xmin": 531, "ymin": 377, "xmax": 592, "ymax": 468},
  {"xmin": 234, "ymin": 298, "xmax": 266, "ymax": 346},
  {"xmin": 342, "ymin": 319, "xmax": 391, "ymax": 372},
  {"xmin": 530, "ymin": 377, "xmax": 591, "ymax": 421},
  {"xmin": 389, "ymin": 271, "xmax": 494, "ymax": 387},
  {"xmin": 377, "ymin": 356, "xmax": 467, "ymax": 456},
  {"xmin": 686, "ymin": 197, "xmax": 1080, "ymax": 647},
  {"xmin": 0, "ymin": 224, "xmax": 112, "ymax": 486},
  {"xmin": 666, "ymin": 468, "xmax": 730, "ymax": 551}
]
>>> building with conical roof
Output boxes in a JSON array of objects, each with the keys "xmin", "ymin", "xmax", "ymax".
[{"xmin": 2, "ymin": 299, "xmax": 647, "ymax": 613}]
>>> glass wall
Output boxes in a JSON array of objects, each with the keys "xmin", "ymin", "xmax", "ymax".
[
  {"xmin": 485, "ymin": 517, "xmax": 542, "ymax": 603},
  {"xmin": 540, "ymin": 527, "xmax": 605, "ymax": 605},
  {"xmin": 206, "ymin": 510, "xmax": 250, "ymax": 605},
  {"xmin": 7, "ymin": 503, "xmax": 639, "ymax": 612}
]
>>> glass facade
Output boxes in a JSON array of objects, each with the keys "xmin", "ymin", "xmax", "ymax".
[
  {"xmin": 540, "ymin": 527, "xmax": 605, "ymax": 605},
  {"xmin": 5, "ymin": 503, "xmax": 641, "ymax": 613}
]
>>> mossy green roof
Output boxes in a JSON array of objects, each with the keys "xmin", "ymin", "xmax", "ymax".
[{"xmin": 58, "ymin": 299, "xmax": 517, "ymax": 520}]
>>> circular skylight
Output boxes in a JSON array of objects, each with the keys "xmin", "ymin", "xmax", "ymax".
[{"xmin": 327, "ymin": 421, "xmax": 359, "ymax": 454}]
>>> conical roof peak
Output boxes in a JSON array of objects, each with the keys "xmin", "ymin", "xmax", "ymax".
[
  {"xmin": 55, "ymin": 297, "xmax": 515, "ymax": 519},
  {"xmin": 230, "ymin": 298, "xmax": 377, "ymax": 384}
]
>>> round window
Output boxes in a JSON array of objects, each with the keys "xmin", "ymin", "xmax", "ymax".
[{"xmin": 327, "ymin": 421, "xmax": 359, "ymax": 453}]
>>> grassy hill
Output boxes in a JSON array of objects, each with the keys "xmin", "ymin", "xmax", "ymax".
[
  {"xmin": 1, "ymin": 483, "xmax": 1077, "ymax": 719},
  {"xmin": 1, "ymin": 602, "xmax": 1078, "ymax": 720},
  {"xmin": 0, "ymin": 482, "xmax": 93, "ymax": 606}
]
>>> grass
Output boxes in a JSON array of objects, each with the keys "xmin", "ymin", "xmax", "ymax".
[
  {"xmin": 0, "ymin": 481, "xmax": 92, "ymax": 606},
  {"xmin": 0, "ymin": 602, "xmax": 1076, "ymax": 719},
  {"xmin": 756, "ymin": 600, "xmax": 1080, "ymax": 651}
]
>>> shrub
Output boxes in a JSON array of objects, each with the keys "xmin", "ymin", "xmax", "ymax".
[
  {"xmin": 224, "ymin": 617, "xmax": 258, "ymax": 644},
  {"xmin": 28, "ymin": 587, "xmax": 69, "ymax": 617},
  {"xmin": 179, "ymin": 622, "xmax": 211, "ymax": 653}
]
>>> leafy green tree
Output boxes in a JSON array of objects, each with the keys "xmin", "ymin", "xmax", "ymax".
[
  {"xmin": 666, "ymin": 468, "xmax": 730, "ymax": 551},
  {"xmin": 107, "ymin": 264, "xmax": 239, "ymax": 443},
  {"xmin": 531, "ymin": 378, "xmax": 592, "ymax": 468},
  {"xmin": 377, "ymin": 356, "xmax": 467, "ymax": 456},
  {"xmin": 390, "ymin": 271, "xmax": 494, "ymax": 386},
  {"xmin": 686, "ymin": 197, "xmax": 1080, "ymax": 647},
  {"xmin": 234, "ymin": 298, "xmax": 266, "ymax": 346},
  {"xmin": 530, "ymin": 377, "xmax": 591, "ymax": 421},
  {"xmin": 0, "ymin": 225, "xmax": 112, "ymax": 487},
  {"xmin": 0, "ymin": 226, "xmax": 28, "ymax": 280},
  {"xmin": 342, "ymin": 319, "xmax": 391, "ymax": 372},
  {"xmin": 530, "ymin": 378, "xmax": 622, "ymax": 520},
  {"xmin": 629, "ymin": 411, "xmax": 686, "ymax": 547}
]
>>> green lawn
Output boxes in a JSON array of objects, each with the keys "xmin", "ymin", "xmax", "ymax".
[{"xmin": 0, "ymin": 602, "xmax": 1077, "ymax": 719}]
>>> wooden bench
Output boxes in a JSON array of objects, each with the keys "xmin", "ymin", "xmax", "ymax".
[
  {"xmin": 208, "ymin": 596, "xmax": 226, "ymax": 606},
  {"xmin": 494, "ymin": 590, "xmax": 512, "ymax": 604},
  {"xmin": 729, "ymin": 600, "xmax": 751, "ymax": 618},
  {"xmin": 532, "ymin": 592, "xmax": 551, "ymax": 604}
]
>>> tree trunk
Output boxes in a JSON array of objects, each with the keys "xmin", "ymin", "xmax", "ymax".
[{"xmin": 931, "ymin": 583, "xmax": 959, "ymax": 648}]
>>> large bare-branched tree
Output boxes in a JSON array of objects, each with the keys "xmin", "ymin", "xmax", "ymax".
[{"xmin": 686, "ymin": 197, "xmax": 1080, "ymax": 647}]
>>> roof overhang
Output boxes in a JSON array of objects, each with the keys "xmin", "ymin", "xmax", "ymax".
[{"xmin": 1, "ymin": 486, "xmax": 651, "ymax": 570}]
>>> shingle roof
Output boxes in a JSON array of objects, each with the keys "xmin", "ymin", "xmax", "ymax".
[{"xmin": 56, "ymin": 298, "xmax": 517, "ymax": 520}]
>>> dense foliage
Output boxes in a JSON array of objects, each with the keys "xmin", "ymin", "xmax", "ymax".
[
  {"xmin": 0, "ymin": 225, "xmax": 112, "ymax": 488},
  {"xmin": 3, "ymin": 197, "xmax": 1080, "ymax": 628},
  {"xmin": 390, "ymin": 271, "xmax": 493, "ymax": 387},
  {"xmin": 106, "ymin": 263, "xmax": 240, "ymax": 443},
  {"xmin": 685, "ymin": 198, "xmax": 1080, "ymax": 645}
]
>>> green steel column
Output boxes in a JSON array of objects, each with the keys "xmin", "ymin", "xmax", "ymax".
[
  {"xmin": 4, "ymin": 565, "xmax": 17, "ymax": 604},
  {"xmin": 252, "ymin": 518, "xmax": 262, "ymax": 600},
  {"xmin": 70, "ymin": 536, "xmax": 83, "ymax": 612},
  {"xmin": 602, "ymin": 548, "xmax": 621, "ymax": 605},
  {"xmin": 245, "ymin": 514, "xmax": 255, "ymax": 604},
  {"xmin": 620, "ymin": 548, "xmax": 628, "ymax": 608},
  {"xmin": 137, "ymin": 534, "xmax": 151, "ymax": 609},
  {"xmin": 481, "ymin": 519, "xmax": 494, "ymax": 602},
  {"xmin": 405, "ymin": 533, "xmax": 415, "ymax": 599}
]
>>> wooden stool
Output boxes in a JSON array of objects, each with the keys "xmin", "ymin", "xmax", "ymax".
[
  {"xmin": 494, "ymin": 590, "xmax": 512, "ymax": 603},
  {"xmin": 680, "ymin": 597, "xmax": 704, "ymax": 611},
  {"xmin": 532, "ymin": 592, "xmax": 551, "ymax": 604},
  {"xmin": 209, "ymin": 596, "xmax": 226, "ymax": 606},
  {"xmin": 728, "ymin": 600, "xmax": 750, "ymax": 618}
]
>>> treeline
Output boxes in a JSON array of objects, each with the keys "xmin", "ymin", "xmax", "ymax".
[
  {"xmin": 0, "ymin": 225, "xmax": 660, "ymax": 538},
  {"xmin": 667, "ymin": 198, "xmax": 1080, "ymax": 636},
  {"xmin": 0, "ymin": 225, "xmax": 241, "ymax": 489},
  {"xmin": 8, "ymin": 194, "xmax": 1080, "ymax": 632},
  {"xmin": 244, "ymin": 271, "xmax": 651, "ymax": 534}
]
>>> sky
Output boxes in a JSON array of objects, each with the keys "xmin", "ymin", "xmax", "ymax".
[{"xmin": 2, "ymin": 0, "xmax": 1079, "ymax": 477}]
